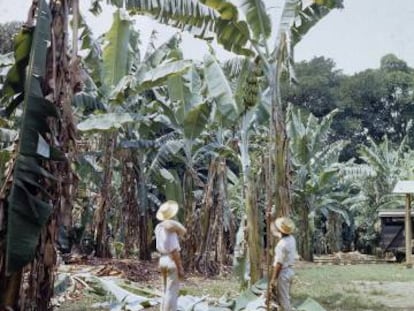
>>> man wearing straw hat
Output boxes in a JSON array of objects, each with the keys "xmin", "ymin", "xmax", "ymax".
[
  {"xmin": 268, "ymin": 217, "xmax": 297, "ymax": 311},
  {"xmin": 155, "ymin": 200, "xmax": 187, "ymax": 311}
]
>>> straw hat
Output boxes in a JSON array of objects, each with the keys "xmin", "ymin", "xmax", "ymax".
[
  {"xmin": 156, "ymin": 200, "xmax": 179, "ymax": 221},
  {"xmin": 272, "ymin": 217, "xmax": 295, "ymax": 235}
]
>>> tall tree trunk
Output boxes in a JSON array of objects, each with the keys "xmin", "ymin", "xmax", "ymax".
[
  {"xmin": 245, "ymin": 175, "xmax": 262, "ymax": 283},
  {"xmin": 135, "ymin": 152, "xmax": 151, "ymax": 260},
  {"xmin": 269, "ymin": 62, "xmax": 291, "ymax": 218},
  {"xmin": 326, "ymin": 211, "xmax": 342, "ymax": 253},
  {"xmin": 95, "ymin": 133, "xmax": 116, "ymax": 258},
  {"xmin": 264, "ymin": 154, "xmax": 274, "ymax": 269},
  {"xmin": 297, "ymin": 201, "xmax": 313, "ymax": 261},
  {"xmin": 195, "ymin": 159, "xmax": 218, "ymax": 275},
  {"xmin": 216, "ymin": 158, "xmax": 227, "ymax": 275},
  {"xmin": 121, "ymin": 150, "xmax": 139, "ymax": 257},
  {"xmin": 264, "ymin": 33, "xmax": 292, "ymax": 219},
  {"xmin": 1, "ymin": 0, "xmax": 78, "ymax": 309},
  {"xmin": 182, "ymin": 169, "xmax": 197, "ymax": 271}
]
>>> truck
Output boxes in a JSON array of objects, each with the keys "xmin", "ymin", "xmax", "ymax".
[{"xmin": 379, "ymin": 209, "xmax": 414, "ymax": 262}]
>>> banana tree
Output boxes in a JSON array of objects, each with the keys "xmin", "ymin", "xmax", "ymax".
[
  {"xmin": 287, "ymin": 105, "xmax": 349, "ymax": 260},
  {"xmin": 204, "ymin": 53, "xmax": 274, "ymax": 282},
  {"xmin": 0, "ymin": 0, "xmax": 79, "ymax": 309},
  {"xmin": 98, "ymin": 0, "xmax": 344, "ymax": 217},
  {"xmin": 76, "ymin": 7, "xmax": 196, "ymax": 258}
]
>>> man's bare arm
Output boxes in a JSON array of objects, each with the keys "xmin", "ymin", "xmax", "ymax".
[{"xmin": 163, "ymin": 220, "xmax": 187, "ymax": 235}]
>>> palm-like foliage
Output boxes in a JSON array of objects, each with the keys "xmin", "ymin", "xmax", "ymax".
[
  {"xmin": 288, "ymin": 105, "xmax": 348, "ymax": 260},
  {"xmin": 340, "ymin": 136, "xmax": 414, "ymax": 248}
]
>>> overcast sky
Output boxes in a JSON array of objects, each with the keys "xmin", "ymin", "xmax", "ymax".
[{"xmin": 0, "ymin": 0, "xmax": 413, "ymax": 74}]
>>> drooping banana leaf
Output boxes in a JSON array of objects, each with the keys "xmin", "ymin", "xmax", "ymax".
[
  {"xmin": 77, "ymin": 113, "xmax": 137, "ymax": 132},
  {"xmin": 78, "ymin": 13, "xmax": 104, "ymax": 87},
  {"xmin": 0, "ymin": 26, "xmax": 33, "ymax": 117},
  {"xmin": 183, "ymin": 101, "xmax": 211, "ymax": 140},
  {"xmin": 72, "ymin": 92, "xmax": 106, "ymax": 115},
  {"xmin": 292, "ymin": 0, "xmax": 344, "ymax": 46},
  {"xmin": 102, "ymin": 9, "xmax": 132, "ymax": 90},
  {"xmin": 239, "ymin": 0, "xmax": 271, "ymax": 41},
  {"xmin": 168, "ymin": 66, "xmax": 203, "ymax": 124},
  {"xmin": 6, "ymin": 0, "xmax": 65, "ymax": 274},
  {"xmin": 139, "ymin": 60, "xmax": 193, "ymax": 91},
  {"xmin": 125, "ymin": 0, "xmax": 252, "ymax": 56},
  {"xmin": 204, "ymin": 53, "xmax": 240, "ymax": 124},
  {"xmin": 142, "ymin": 34, "xmax": 182, "ymax": 68}
]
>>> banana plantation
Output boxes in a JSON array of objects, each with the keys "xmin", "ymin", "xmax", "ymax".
[{"xmin": 1, "ymin": 0, "xmax": 414, "ymax": 310}]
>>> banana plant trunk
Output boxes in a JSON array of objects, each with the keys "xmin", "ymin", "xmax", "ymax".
[
  {"xmin": 240, "ymin": 114, "xmax": 262, "ymax": 284},
  {"xmin": 245, "ymin": 176, "xmax": 262, "ymax": 283},
  {"xmin": 182, "ymin": 169, "xmax": 196, "ymax": 271},
  {"xmin": 95, "ymin": 133, "xmax": 117, "ymax": 258},
  {"xmin": 326, "ymin": 211, "xmax": 341, "ymax": 253},
  {"xmin": 120, "ymin": 150, "xmax": 139, "ymax": 257},
  {"xmin": 1, "ymin": 0, "xmax": 78, "ymax": 309},
  {"xmin": 297, "ymin": 201, "xmax": 313, "ymax": 261},
  {"xmin": 135, "ymin": 152, "xmax": 151, "ymax": 260},
  {"xmin": 216, "ymin": 157, "xmax": 227, "ymax": 275},
  {"xmin": 195, "ymin": 157, "xmax": 228, "ymax": 275},
  {"xmin": 269, "ymin": 63, "xmax": 291, "ymax": 217}
]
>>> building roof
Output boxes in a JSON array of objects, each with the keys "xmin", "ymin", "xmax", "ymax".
[{"xmin": 379, "ymin": 209, "xmax": 414, "ymax": 218}]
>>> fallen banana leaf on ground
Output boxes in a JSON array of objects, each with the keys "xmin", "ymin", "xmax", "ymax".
[{"xmin": 91, "ymin": 277, "xmax": 158, "ymax": 311}]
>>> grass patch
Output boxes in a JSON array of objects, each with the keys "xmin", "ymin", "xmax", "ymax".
[
  {"xmin": 292, "ymin": 263, "xmax": 414, "ymax": 310},
  {"xmin": 182, "ymin": 276, "xmax": 239, "ymax": 298}
]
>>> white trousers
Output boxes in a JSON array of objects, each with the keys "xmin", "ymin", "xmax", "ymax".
[
  {"xmin": 159, "ymin": 255, "xmax": 179, "ymax": 311},
  {"xmin": 277, "ymin": 268, "xmax": 294, "ymax": 311}
]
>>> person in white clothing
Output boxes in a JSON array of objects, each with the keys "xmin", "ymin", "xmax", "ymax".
[
  {"xmin": 268, "ymin": 217, "xmax": 297, "ymax": 311},
  {"xmin": 155, "ymin": 200, "xmax": 186, "ymax": 311}
]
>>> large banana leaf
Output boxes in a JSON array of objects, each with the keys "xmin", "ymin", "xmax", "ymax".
[
  {"xmin": 0, "ymin": 27, "xmax": 33, "ymax": 117},
  {"xmin": 204, "ymin": 53, "xmax": 239, "ymax": 124},
  {"xmin": 139, "ymin": 60, "xmax": 193, "ymax": 91},
  {"xmin": 6, "ymin": 0, "xmax": 64, "ymax": 274},
  {"xmin": 125, "ymin": 0, "xmax": 252, "ymax": 56},
  {"xmin": 102, "ymin": 9, "xmax": 132, "ymax": 89},
  {"xmin": 77, "ymin": 113, "xmax": 136, "ymax": 132},
  {"xmin": 292, "ymin": 0, "xmax": 344, "ymax": 46},
  {"xmin": 239, "ymin": 0, "xmax": 271, "ymax": 41},
  {"xmin": 167, "ymin": 65, "xmax": 203, "ymax": 123},
  {"xmin": 79, "ymin": 13, "xmax": 104, "ymax": 86},
  {"xmin": 183, "ymin": 101, "xmax": 211, "ymax": 140}
]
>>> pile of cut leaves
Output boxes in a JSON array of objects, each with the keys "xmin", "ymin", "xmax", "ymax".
[{"xmin": 53, "ymin": 264, "xmax": 325, "ymax": 311}]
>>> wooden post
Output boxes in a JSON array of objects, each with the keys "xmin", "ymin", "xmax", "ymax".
[{"xmin": 405, "ymin": 194, "xmax": 412, "ymax": 268}]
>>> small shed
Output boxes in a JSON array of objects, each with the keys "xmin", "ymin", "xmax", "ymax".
[{"xmin": 392, "ymin": 181, "xmax": 414, "ymax": 268}]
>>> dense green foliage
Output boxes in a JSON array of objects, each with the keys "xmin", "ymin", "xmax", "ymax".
[{"xmin": 284, "ymin": 54, "xmax": 414, "ymax": 161}]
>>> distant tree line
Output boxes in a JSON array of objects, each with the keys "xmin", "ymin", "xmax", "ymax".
[{"xmin": 282, "ymin": 54, "xmax": 414, "ymax": 161}]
